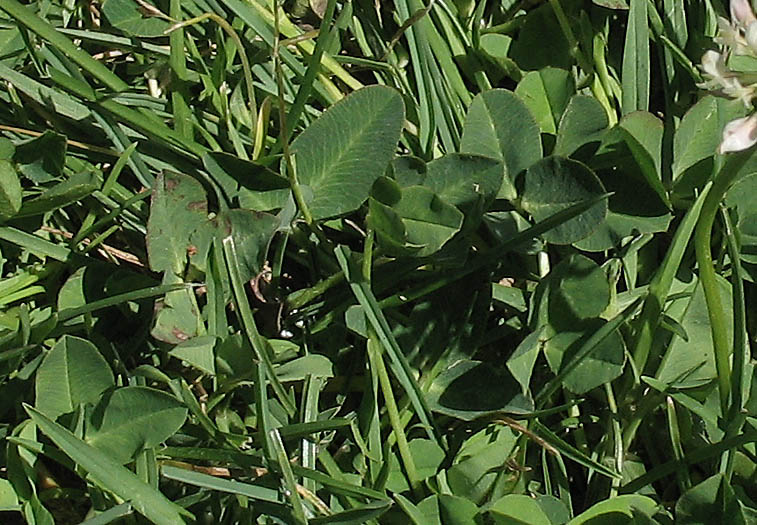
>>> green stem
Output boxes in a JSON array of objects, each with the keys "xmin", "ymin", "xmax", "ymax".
[
  {"xmin": 277, "ymin": 0, "xmax": 339, "ymax": 149},
  {"xmin": 362, "ymin": 230, "xmax": 374, "ymax": 283},
  {"xmin": 604, "ymin": 382, "xmax": 623, "ymax": 497},
  {"xmin": 721, "ymin": 208, "xmax": 749, "ymax": 479},
  {"xmin": 547, "ymin": 0, "xmax": 592, "ymax": 75},
  {"xmin": 166, "ymin": 13, "xmax": 257, "ymax": 147},
  {"xmin": 722, "ymin": 208, "xmax": 747, "ymax": 417},
  {"xmin": 694, "ymin": 151, "xmax": 752, "ymax": 415},
  {"xmin": 367, "ymin": 330, "xmax": 421, "ymax": 497},
  {"xmin": 273, "ymin": 2, "xmax": 315, "ymax": 227},
  {"xmin": 631, "ymin": 183, "xmax": 712, "ymax": 376}
]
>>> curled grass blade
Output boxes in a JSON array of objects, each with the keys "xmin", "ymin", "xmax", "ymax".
[{"xmin": 695, "ymin": 150, "xmax": 754, "ymax": 413}]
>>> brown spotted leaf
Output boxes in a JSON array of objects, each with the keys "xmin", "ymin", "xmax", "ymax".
[
  {"xmin": 146, "ymin": 171, "xmax": 209, "ymax": 274},
  {"xmin": 151, "ymin": 274, "xmax": 201, "ymax": 344}
]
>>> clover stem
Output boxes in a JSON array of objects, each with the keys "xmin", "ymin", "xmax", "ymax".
[{"xmin": 694, "ymin": 150, "xmax": 752, "ymax": 415}]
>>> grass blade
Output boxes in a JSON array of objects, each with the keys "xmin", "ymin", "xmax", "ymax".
[
  {"xmin": 24, "ymin": 405, "xmax": 191, "ymax": 525},
  {"xmin": 335, "ymin": 245, "xmax": 440, "ymax": 446},
  {"xmin": 57, "ymin": 283, "xmax": 184, "ymax": 322},
  {"xmin": 0, "ymin": 227, "xmax": 71, "ymax": 261},
  {"xmin": 161, "ymin": 465, "xmax": 282, "ymax": 503},
  {"xmin": 621, "ymin": 0, "xmax": 650, "ymax": 114},
  {"xmin": 631, "ymin": 182, "xmax": 712, "ymax": 374},
  {"xmin": 621, "ymin": 429, "xmax": 757, "ymax": 493},
  {"xmin": 223, "ymin": 236, "xmax": 296, "ymax": 416},
  {"xmin": 79, "ymin": 503, "xmax": 134, "ymax": 525},
  {"xmin": 0, "ymin": 0, "xmax": 128, "ymax": 92},
  {"xmin": 531, "ymin": 420, "xmax": 621, "ymax": 479},
  {"xmin": 268, "ymin": 428, "xmax": 308, "ymax": 524},
  {"xmin": 535, "ymin": 297, "xmax": 644, "ymax": 406}
]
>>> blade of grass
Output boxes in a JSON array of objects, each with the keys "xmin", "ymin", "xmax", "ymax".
[
  {"xmin": 379, "ymin": 193, "xmax": 612, "ymax": 310},
  {"xmin": 169, "ymin": 0, "xmax": 193, "ymax": 141},
  {"xmin": 58, "ymin": 28, "xmax": 171, "ymax": 55},
  {"xmin": 0, "ymin": 0, "xmax": 128, "ymax": 92},
  {"xmin": 367, "ymin": 328, "xmax": 421, "ymax": 497},
  {"xmin": 161, "ymin": 465, "xmax": 282, "ymax": 503},
  {"xmin": 74, "ymin": 189, "xmax": 151, "ymax": 246},
  {"xmin": 394, "ymin": 0, "xmax": 435, "ymax": 155},
  {"xmin": 722, "ymin": 208, "xmax": 748, "ymax": 417},
  {"xmin": 58, "ymin": 283, "xmax": 185, "ymax": 322},
  {"xmin": 535, "ymin": 297, "xmax": 644, "ymax": 406},
  {"xmin": 73, "ymin": 143, "xmax": 138, "ymax": 246},
  {"xmin": 530, "ymin": 420, "xmax": 621, "ymax": 479},
  {"xmin": 24, "ymin": 405, "xmax": 191, "ymax": 525},
  {"xmin": 721, "ymin": 207, "xmax": 749, "ymax": 478},
  {"xmin": 695, "ymin": 150, "xmax": 754, "ymax": 414},
  {"xmin": 631, "ymin": 182, "xmax": 713, "ymax": 375},
  {"xmin": 292, "ymin": 463, "xmax": 389, "ymax": 502},
  {"xmin": 300, "ymin": 375, "xmax": 324, "ymax": 493},
  {"xmin": 223, "ymin": 235, "xmax": 296, "ymax": 416},
  {"xmin": 220, "ymin": 0, "xmax": 347, "ymax": 104},
  {"xmin": 621, "ymin": 428, "xmax": 757, "ymax": 493},
  {"xmin": 621, "ymin": 0, "xmax": 650, "ymax": 114},
  {"xmin": 0, "ymin": 227, "xmax": 72, "ymax": 261},
  {"xmin": 160, "ymin": 446, "xmax": 263, "ymax": 467},
  {"xmin": 309, "ymin": 500, "xmax": 391, "ymax": 524},
  {"xmin": 268, "ymin": 428, "xmax": 308, "ymax": 524},
  {"xmin": 79, "ymin": 503, "xmax": 134, "ymax": 525},
  {"xmin": 277, "ymin": 0, "xmax": 338, "ymax": 149},
  {"xmin": 176, "ymin": 378, "xmax": 224, "ymax": 443},
  {"xmin": 665, "ymin": 396, "xmax": 692, "ymax": 491},
  {"xmin": 0, "ymin": 63, "xmax": 90, "ymax": 120},
  {"xmin": 334, "ymin": 245, "xmax": 440, "ymax": 446}
]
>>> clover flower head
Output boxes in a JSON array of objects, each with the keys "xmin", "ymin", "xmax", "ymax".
[
  {"xmin": 699, "ymin": 50, "xmax": 729, "ymax": 86},
  {"xmin": 717, "ymin": 17, "xmax": 752, "ymax": 55},
  {"xmin": 700, "ymin": 0, "xmax": 757, "ymax": 152}
]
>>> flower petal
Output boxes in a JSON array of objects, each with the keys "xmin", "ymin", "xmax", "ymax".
[
  {"xmin": 719, "ymin": 114, "xmax": 757, "ymax": 154},
  {"xmin": 701, "ymin": 50, "xmax": 726, "ymax": 78},
  {"xmin": 731, "ymin": 0, "xmax": 757, "ymax": 28}
]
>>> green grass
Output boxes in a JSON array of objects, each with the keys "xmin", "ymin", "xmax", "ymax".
[{"xmin": 1, "ymin": 0, "xmax": 756, "ymax": 523}]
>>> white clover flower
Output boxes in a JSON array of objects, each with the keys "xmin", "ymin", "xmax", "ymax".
[
  {"xmin": 700, "ymin": 50, "xmax": 729, "ymax": 85},
  {"xmin": 700, "ymin": 0, "xmax": 757, "ymax": 152},
  {"xmin": 722, "ymin": 77, "xmax": 756, "ymax": 107},
  {"xmin": 715, "ymin": 17, "xmax": 755, "ymax": 55},
  {"xmin": 719, "ymin": 113, "xmax": 757, "ymax": 153},
  {"xmin": 747, "ymin": 21, "xmax": 757, "ymax": 53},
  {"xmin": 698, "ymin": 50, "xmax": 752, "ymax": 105}
]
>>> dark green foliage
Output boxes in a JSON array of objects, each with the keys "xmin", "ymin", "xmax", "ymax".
[{"xmin": 0, "ymin": 0, "xmax": 755, "ymax": 523}]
